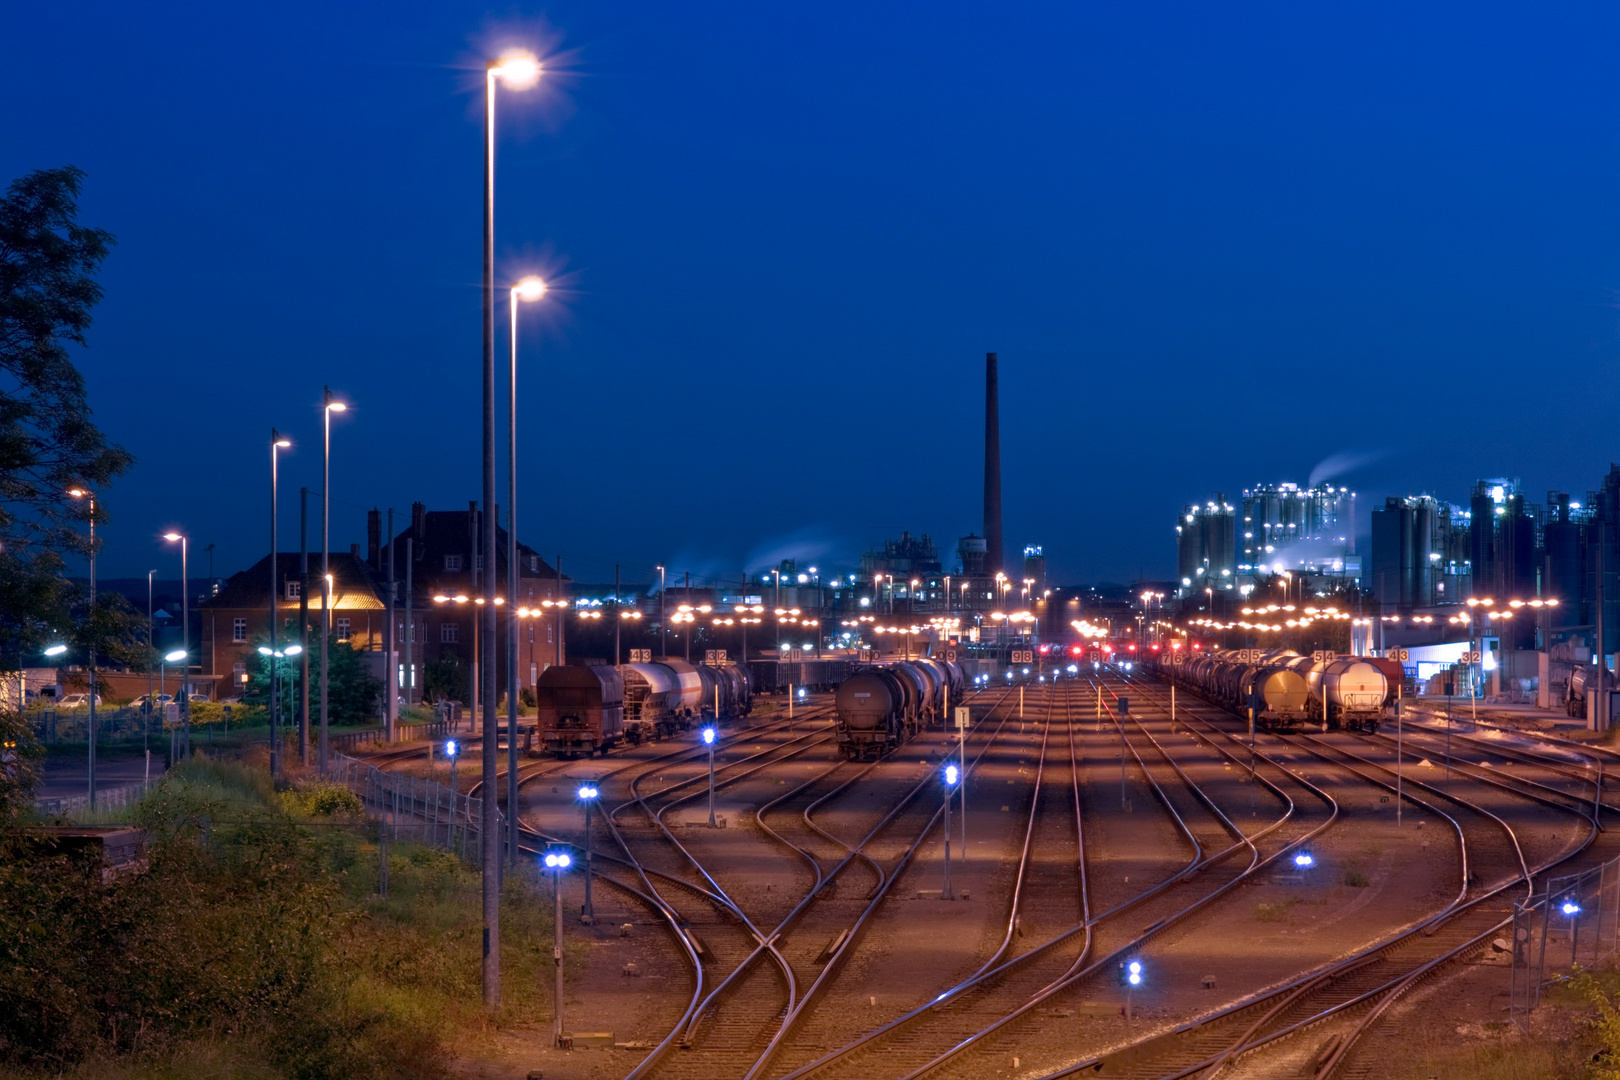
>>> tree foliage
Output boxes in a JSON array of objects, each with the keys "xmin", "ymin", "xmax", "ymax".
[{"xmin": 0, "ymin": 167, "xmax": 132, "ymax": 672}]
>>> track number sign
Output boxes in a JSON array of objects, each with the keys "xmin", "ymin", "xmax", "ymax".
[
  {"xmin": 704, "ymin": 650, "xmax": 727, "ymax": 663},
  {"xmin": 629, "ymin": 649, "xmax": 651, "ymax": 663},
  {"xmin": 1012, "ymin": 650, "xmax": 1034, "ymax": 664}
]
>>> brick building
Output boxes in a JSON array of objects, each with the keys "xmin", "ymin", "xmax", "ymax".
[{"xmin": 201, "ymin": 549, "xmax": 385, "ymax": 695}]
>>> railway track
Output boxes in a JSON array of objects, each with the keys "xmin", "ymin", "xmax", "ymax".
[
  {"xmin": 570, "ymin": 686, "xmax": 1024, "ymax": 1080},
  {"xmin": 1047, "ymin": 670, "xmax": 1610, "ymax": 1080}
]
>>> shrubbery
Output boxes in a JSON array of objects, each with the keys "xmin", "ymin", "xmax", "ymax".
[{"xmin": 0, "ymin": 757, "xmax": 559, "ymax": 1078}]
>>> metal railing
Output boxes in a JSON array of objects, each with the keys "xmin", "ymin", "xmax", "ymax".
[
  {"xmin": 1511, "ymin": 853, "xmax": 1620, "ymax": 1027},
  {"xmin": 34, "ymin": 777, "xmax": 162, "ymax": 817},
  {"xmin": 326, "ymin": 751, "xmax": 495, "ymax": 866}
]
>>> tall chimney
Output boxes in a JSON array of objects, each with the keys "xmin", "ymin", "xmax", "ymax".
[{"xmin": 984, "ymin": 352, "xmax": 1003, "ymax": 578}]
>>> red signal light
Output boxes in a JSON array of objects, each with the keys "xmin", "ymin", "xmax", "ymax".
[
  {"xmin": 1128, "ymin": 645, "xmax": 1137, "ymax": 652},
  {"xmin": 1070, "ymin": 645, "xmax": 1082, "ymax": 656}
]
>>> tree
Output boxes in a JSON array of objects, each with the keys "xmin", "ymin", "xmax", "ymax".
[{"xmin": 0, "ymin": 167, "xmax": 132, "ymax": 673}]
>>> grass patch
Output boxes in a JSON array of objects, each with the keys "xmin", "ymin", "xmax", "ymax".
[
  {"xmin": 1, "ymin": 755, "xmax": 572, "ymax": 1079},
  {"xmin": 1343, "ymin": 864, "xmax": 1371, "ymax": 888}
]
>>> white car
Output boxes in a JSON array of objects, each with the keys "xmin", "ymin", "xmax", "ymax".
[
  {"xmin": 131, "ymin": 694, "xmax": 174, "ymax": 710},
  {"xmin": 55, "ymin": 694, "xmax": 103, "ymax": 709}
]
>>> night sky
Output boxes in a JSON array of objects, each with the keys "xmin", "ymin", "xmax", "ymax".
[{"xmin": 7, "ymin": 2, "xmax": 1620, "ymax": 588}]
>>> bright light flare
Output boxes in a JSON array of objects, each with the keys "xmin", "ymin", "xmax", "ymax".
[
  {"xmin": 445, "ymin": 739, "xmax": 459, "ymax": 757},
  {"xmin": 492, "ymin": 53, "xmax": 542, "ymax": 88},
  {"xmin": 702, "ymin": 727, "xmax": 717, "ymax": 746},
  {"xmin": 513, "ymin": 276, "xmax": 546, "ymax": 301},
  {"xmin": 44, "ymin": 644, "xmax": 68, "ymax": 657},
  {"xmin": 164, "ymin": 649, "xmax": 187, "ymax": 663},
  {"xmin": 544, "ymin": 850, "xmax": 572, "ymax": 869},
  {"xmin": 944, "ymin": 764, "xmax": 959, "ymax": 786},
  {"xmin": 1293, "ymin": 851, "xmax": 1315, "ymax": 868},
  {"xmin": 577, "ymin": 784, "xmax": 598, "ymax": 800}
]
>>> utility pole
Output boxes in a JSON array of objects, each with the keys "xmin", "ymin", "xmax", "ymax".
[
  {"xmin": 404, "ymin": 538, "xmax": 414, "ymax": 708},
  {"xmin": 556, "ymin": 554, "xmax": 563, "ymax": 668},
  {"xmin": 614, "ymin": 564, "xmax": 621, "ymax": 666},
  {"xmin": 385, "ymin": 508, "xmax": 396, "ymax": 742},
  {"xmin": 299, "ymin": 488, "xmax": 310, "ymax": 765}
]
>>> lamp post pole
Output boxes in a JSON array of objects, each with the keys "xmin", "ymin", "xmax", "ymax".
[
  {"xmin": 69, "ymin": 489, "xmax": 97, "ymax": 807},
  {"xmin": 704, "ymin": 727, "xmax": 717, "ymax": 827},
  {"xmin": 320, "ymin": 388, "xmax": 346, "ymax": 774},
  {"xmin": 163, "ymin": 533, "xmax": 190, "ymax": 757},
  {"xmin": 943, "ymin": 764, "xmax": 956, "ymax": 899},
  {"xmin": 505, "ymin": 281, "xmax": 544, "ymax": 867},
  {"xmin": 578, "ymin": 785, "xmax": 598, "ymax": 922},
  {"xmin": 480, "ymin": 50, "xmax": 540, "ymax": 1011},
  {"xmin": 270, "ymin": 431, "xmax": 290, "ymax": 780}
]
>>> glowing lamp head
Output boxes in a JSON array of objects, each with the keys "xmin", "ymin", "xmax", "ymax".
[
  {"xmin": 67, "ymin": 488, "xmax": 87, "ymax": 498},
  {"xmin": 1127, "ymin": 960, "xmax": 1143, "ymax": 986},
  {"xmin": 514, "ymin": 276, "xmax": 546, "ymax": 301},
  {"xmin": 702, "ymin": 727, "xmax": 716, "ymax": 745},
  {"xmin": 492, "ymin": 53, "xmax": 542, "ymax": 88},
  {"xmin": 326, "ymin": 401, "xmax": 346, "ymax": 413},
  {"xmin": 43, "ymin": 644, "xmax": 68, "ymax": 657},
  {"xmin": 163, "ymin": 532, "xmax": 183, "ymax": 542},
  {"xmin": 164, "ymin": 649, "xmax": 187, "ymax": 663},
  {"xmin": 445, "ymin": 739, "xmax": 459, "ymax": 758},
  {"xmin": 1293, "ymin": 851, "xmax": 1315, "ymax": 869},
  {"xmin": 944, "ymin": 764, "xmax": 959, "ymax": 786},
  {"xmin": 544, "ymin": 850, "xmax": 572, "ymax": 869},
  {"xmin": 284, "ymin": 644, "xmax": 303, "ymax": 656},
  {"xmin": 577, "ymin": 784, "xmax": 598, "ymax": 801},
  {"xmin": 1562, "ymin": 899, "xmax": 1582, "ymax": 917},
  {"xmin": 258, "ymin": 647, "xmax": 274, "ymax": 656}
]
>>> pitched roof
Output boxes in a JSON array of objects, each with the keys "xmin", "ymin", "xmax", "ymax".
[{"xmin": 203, "ymin": 551, "xmax": 385, "ymax": 611}]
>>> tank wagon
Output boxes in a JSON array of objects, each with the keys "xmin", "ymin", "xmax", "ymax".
[
  {"xmin": 834, "ymin": 658, "xmax": 963, "ymax": 759},
  {"xmin": 1160, "ymin": 648, "xmax": 1390, "ymax": 732},
  {"xmin": 537, "ymin": 659, "xmax": 752, "ymax": 756}
]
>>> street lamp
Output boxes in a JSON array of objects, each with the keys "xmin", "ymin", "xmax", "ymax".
[
  {"xmin": 445, "ymin": 738, "xmax": 460, "ymax": 789},
  {"xmin": 543, "ymin": 848, "xmax": 572, "ymax": 1046},
  {"xmin": 703, "ymin": 726, "xmax": 718, "ymax": 827},
  {"xmin": 162, "ymin": 531, "xmax": 191, "ymax": 757},
  {"xmin": 1124, "ymin": 958, "xmax": 1143, "ymax": 1024},
  {"xmin": 67, "ymin": 487, "xmax": 100, "ymax": 807},
  {"xmin": 506, "ymin": 275, "xmax": 546, "ymax": 869},
  {"xmin": 942, "ymin": 763, "xmax": 959, "ymax": 899},
  {"xmin": 1562, "ymin": 897, "xmax": 1583, "ymax": 967},
  {"xmin": 269, "ymin": 431, "xmax": 291, "ymax": 780},
  {"xmin": 319, "ymin": 389, "xmax": 347, "ymax": 777}
]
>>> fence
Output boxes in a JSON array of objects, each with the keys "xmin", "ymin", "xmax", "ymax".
[
  {"xmin": 1511, "ymin": 853, "xmax": 1620, "ymax": 1028},
  {"xmin": 326, "ymin": 751, "xmax": 496, "ymax": 866},
  {"xmin": 30, "ymin": 707, "xmax": 160, "ymax": 744},
  {"xmin": 34, "ymin": 777, "xmax": 162, "ymax": 818}
]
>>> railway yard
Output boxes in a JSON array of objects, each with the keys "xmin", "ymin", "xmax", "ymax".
[{"xmin": 350, "ymin": 668, "xmax": 1614, "ymax": 1080}]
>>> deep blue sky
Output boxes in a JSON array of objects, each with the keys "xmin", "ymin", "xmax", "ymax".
[{"xmin": 7, "ymin": 1, "xmax": 1620, "ymax": 587}]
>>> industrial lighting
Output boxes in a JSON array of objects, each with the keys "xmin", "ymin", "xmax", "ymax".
[
  {"xmin": 702, "ymin": 727, "xmax": 716, "ymax": 746},
  {"xmin": 1126, "ymin": 960, "xmax": 1143, "ymax": 986},
  {"xmin": 164, "ymin": 649, "xmax": 187, "ymax": 663},
  {"xmin": 492, "ymin": 53, "xmax": 542, "ymax": 89},
  {"xmin": 577, "ymin": 784, "xmax": 598, "ymax": 801},
  {"xmin": 514, "ymin": 276, "xmax": 546, "ymax": 301},
  {"xmin": 543, "ymin": 850, "xmax": 572, "ymax": 869},
  {"xmin": 1293, "ymin": 851, "xmax": 1315, "ymax": 869},
  {"xmin": 445, "ymin": 739, "xmax": 459, "ymax": 758},
  {"xmin": 1562, "ymin": 899, "xmax": 1582, "ymax": 917},
  {"xmin": 944, "ymin": 763, "xmax": 959, "ymax": 786},
  {"xmin": 44, "ymin": 644, "xmax": 68, "ymax": 657}
]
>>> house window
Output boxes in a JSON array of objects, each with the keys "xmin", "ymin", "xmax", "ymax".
[
  {"xmin": 547, "ymin": 624, "xmax": 554, "ymax": 644},
  {"xmin": 475, "ymin": 555, "xmax": 485, "ymax": 570},
  {"xmin": 444, "ymin": 555, "xmax": 463, "ymax": 572},
  {"xmin": 234, "ymin": 662, "xmax": 247, "ymax": 685},
  {"xmin": 232, "ymin": 618, "xmax": 247, "ymax": 643},
  {"xmin": 285, "ymin": 580, "xmax": 301, "ymax": 600},
  {"xmin": 336, "ymin": 617, "xmax": 351, "ymax": 641},
  {"xmin": 441, "ymin": 623, "xmax": 459, "ymax": 644},
  {"xmin": 528, "ymin": 555, "xmax": 538, "ymax": 573}
]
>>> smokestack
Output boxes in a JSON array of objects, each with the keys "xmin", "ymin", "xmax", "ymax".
[{"xmin": 984, "ymin": 352, "xmax": 1003, "ymax": 578}]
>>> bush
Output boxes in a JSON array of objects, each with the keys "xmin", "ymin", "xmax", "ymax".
[
  {"xmin": 1343, "ymin": 867, "xmax": 1371, "ymax": 888},
  {"xmin": 0, "ymin": 760, "xmax": 446, "ymax": 1078}
]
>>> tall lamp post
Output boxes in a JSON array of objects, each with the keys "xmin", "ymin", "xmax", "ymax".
[
  {"xmin": 507, "ymin": 275, "xmax": 547, "ymax": 868},
  {"xmin": 269, "ymin": 431, "xmax": 291, "ymax": 780},
  {"xmin": 543, "ymin": 848, "xmax": 572, "ymax": 1046},
  {"xmin": 67, "ymin": 488, "xmax": 98, "ymax": 807},
  {"xmin": 162, "ymin": 532, "xmax": 190, "ymax": 757},
  {"xmin": 478, "ymin": 47, "xmax": 542, "ymax": 1014},
  {"xmin": 320, "ymin": 389, "xmax": 347, "ymax": 774}
]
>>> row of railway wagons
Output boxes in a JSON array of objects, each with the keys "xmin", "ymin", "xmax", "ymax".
[
  {"xmin": 1155, "ymin": 648, "xmax": 1405, "ymax": 732},
  {"xmin": 535, "ymin": 659, "xmax": 752, "ymax": 757},
  {"xmin": 833, "ymin": 659, "xmax": 965, "ymax": 759}
]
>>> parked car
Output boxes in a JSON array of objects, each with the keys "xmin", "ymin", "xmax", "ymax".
[
  {"xmin": 55, "ymin": 694, "xmax": 103, "ymax": 709},
  {"xmin": 184, "ymin": 693, "xmax": 211, "ymax": 704},
  {"xmin": 131, "ymin": 693, "xmax": 174, "ymax": 711}
]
